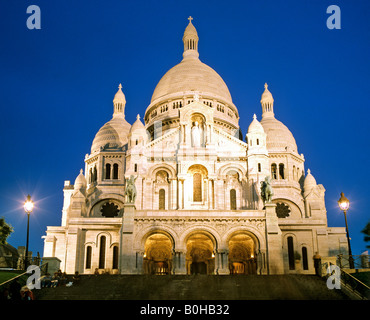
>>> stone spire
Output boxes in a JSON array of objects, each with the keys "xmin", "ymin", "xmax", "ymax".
[
  {"xmin": 182, "ymin": 16, "xmax": 199, "ymax": 60},
  {"xmin": 113, "ymin": 83, "xmax": 126, "ymax": 118},
  {"xmin": 261, "ymin": 83, "xmax": 275, "ymax": 119}
]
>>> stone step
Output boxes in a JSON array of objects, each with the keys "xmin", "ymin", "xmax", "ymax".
[{"xmin": 35, "ymin": 274, "xmax": 349, "ymax": 300}]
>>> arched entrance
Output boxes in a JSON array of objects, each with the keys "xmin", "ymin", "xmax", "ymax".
[
  {"xmin": 228, "ymin": 233, "xmax": 257, "ymax": 275},
  {"xmin": 186, "ymin": 233, "xmax": 215, "ymax": 275},
  {"xmin": 143, "ymin": 233, "xmax": 173, "ymax": 275}
]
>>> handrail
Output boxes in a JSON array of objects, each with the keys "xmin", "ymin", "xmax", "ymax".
[
  {"xmin": 341, "ymin": 268, "xmax": 370, "ymax": 290},
  {"xmin": 340, "ymin": 267, "xmax": 370, "ymax": 300},
  {"xmin": 0, "ymin": 270, "xmax": 29, "ymax": 288},
  {"xmin": 0, "ymin": 263, "xmax": 49, "ymax": 288},
  {"xmin": 322, "ymin": 259, "xmax": 369, "ymax": 300}
]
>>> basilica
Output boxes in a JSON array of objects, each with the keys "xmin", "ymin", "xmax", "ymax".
[{"xmin": 42, "ymin": 18, "xmax": 348, "ymax": 275}]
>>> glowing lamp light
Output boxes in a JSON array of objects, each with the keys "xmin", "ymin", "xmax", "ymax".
[
  {"xmin": 24, "ymin": 195, "xmax": 34, "ymax": 214},
  {"xmin": 338, "ymin": 192, "xmax": 349, "ymax": 211}
]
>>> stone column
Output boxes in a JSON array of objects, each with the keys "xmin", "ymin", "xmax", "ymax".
[
  {"xmin": 214, "ymin": 251, "xmax": 220, "ymax": 274},
  {"xmin": 208, "ymin": 179, "xmax": 213, "ymax": 209},
  {"xmin": 175, "ymin": 250, "xmax": 187, "ymax": 274},
  {"xmin": 135, "ymin": 251, "xmax": 144, "ymax": 274},
  {"xmin": 265, "ymin": 203, "xmax": 284, "ymax": 274},
  {"xmin": 171, "ymin": 179, "xmax": 177, "ymax": 210},
  {"xmin": 64, "ymin": 227, "xmax": 79, "ymax": 274},
  {"xmin": 120, "ymin": 203, "xmax": 136, "ymax": 274},
  {"xmin": 218, "ymin": 249, "xmax": 230, "ymax": 274}
]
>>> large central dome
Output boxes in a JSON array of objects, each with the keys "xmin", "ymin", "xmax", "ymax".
[
  {"xmin": 145, "ymin": 17, "xmax": 239, "ymax": 136},
  {"xmin": 151, "ymin": 56, "xmax": 233, "ymax": 104}
]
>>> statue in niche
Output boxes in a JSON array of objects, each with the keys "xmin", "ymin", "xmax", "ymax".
[
  {"xmin": 191, "ymin": 121, "xmax": 201, "ymax": 147},
  {"xmin": 125, "ymin": 175, "xmax": 137, "ymax": 204}
]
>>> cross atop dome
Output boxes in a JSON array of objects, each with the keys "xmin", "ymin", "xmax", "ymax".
[
  {"xmin": 118, "ymin": 83, "xmax": 122, "ymax": 90},
  {"xmin": 264, "ymin": 83, "xmax": 268, "ymax": 90},
  {"xmin": 183, "ymin": 16, "xmax": 199, "ymax": 59}
]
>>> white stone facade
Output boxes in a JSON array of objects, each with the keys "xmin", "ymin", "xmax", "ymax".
[{"xmin": 42, "ymin": 18, "xmax": 347, "ymax": 275}]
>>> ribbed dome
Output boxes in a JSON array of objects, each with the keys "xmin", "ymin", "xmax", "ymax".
[
  {"xmin": 151, "ymin": 57, "xmax": 232, "ymax": 104},
  {"xmin": 91, "ymin": 117, "xmax": 131, "ymax": 153},
  {"xmin": 260, "ymin": 117, "xmax": 298, "ymax": 153}
]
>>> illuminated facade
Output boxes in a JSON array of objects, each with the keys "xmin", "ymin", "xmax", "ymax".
[{"xmin": 42, "ymin": 18, "xmax": 348, "ymax": 275}]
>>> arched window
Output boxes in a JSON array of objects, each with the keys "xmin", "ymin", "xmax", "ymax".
[
  {"xmin": 296, "ymin": 167, "xmax": 300, "ymax": 181},
  {"xmin": 302, "ymin": 247, "xmax": 308, "ymax": 270},
  {"xmin": 93, "ymin": 166, "xmax": 97, "ymax": 182},
  {"xmin": 85, "ymin": 246, "xmax": 92, "ymax": 269},
  {"xmin": 271, "ymin": 164, "xmax": 277, "ymax": 180},
  {"xmin": 112, "ymin": 245, "xmax": 119, "ymax": 270},
  {"xmin": 287, "ymin": 236, "xmax": 295, "ymax": 270},
  {"xmin": 159, "ymin": 189, "xmax": 165, "ymax": 210},
  {"xmin": 113, "ymin": 164, "xmax": 119, "ymax": 179},
  {"xmin": 99, "ymin": 236, "xmax": 106, "ymax": 269},
  {"xmin": 193, "ymin": 173, "xmax": 202, "ymax": 202},
  {"xmin": 105, "ymin": 164, "xmax": 111, "ymax": 179},
  {"xmin": 293, "ymin": 165, "xmax": 296, "ymax": 181},
  {"xmin": 258, "ymin": 163, "xmax": 261, "ymax": 172},
  {"xmin": 279, "ymin": 163, "xmax": 285, "ymax": 179},
  {"xmin": 257, "ymin": 139, "xmax": 259, "ymax": 145},
  {"xmin": 89, "ymin": 168, "xmax": 93, "ymax": 183},
  {"xmin": 134, "ymin": 164, "xmax": 138, "ymax": 173},
  {"xmin": 230, "ymin": 189, "xmax": 237, "ymax": 210}
]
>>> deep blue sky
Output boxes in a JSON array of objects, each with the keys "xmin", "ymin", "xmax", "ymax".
[{"xmin": 0, "ymin": 0, "xmax": 369, "ymax": 258}]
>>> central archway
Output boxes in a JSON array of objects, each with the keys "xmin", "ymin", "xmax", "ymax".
[
  {"xmin": 186, "ymin": 233, "xmax": 215, "ymax": 275},
  {"xmin": 228, "ymin": 233, "xmax": 257, "ymax": 274}
]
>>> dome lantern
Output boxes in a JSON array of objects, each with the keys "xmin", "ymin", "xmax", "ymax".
[
  {"xmin": 182, "ymin": 16, "xmax": 199, "ymax": 60},
  {"xmin": 113, "ymin": 83, "xmax": 126, "ymax": 118},
  {"xmin": 261, "ymin": 83, "xmax": 274, "ymax": 119}
]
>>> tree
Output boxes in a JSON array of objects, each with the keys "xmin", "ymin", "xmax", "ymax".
[
  {"xmin": 0, "ymin": 217, "xmax": 13, "ymax": 244},
  {"xmin": 361, "ymin": 221, "xmax": 370, "ymax": 249}
]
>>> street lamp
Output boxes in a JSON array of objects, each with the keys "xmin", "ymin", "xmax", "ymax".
[
  {"xmin": 23, "ymin": 194, "xmax": 34, "ymax": 270},
  {"xmin": 337, "ymin": 192, "xmax": 354, "ymax": 269}
]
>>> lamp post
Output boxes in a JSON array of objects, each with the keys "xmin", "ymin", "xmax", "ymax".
[
  {"xmin": 337, "ymin": 192, "xmax": 354, "ymax": 269},
  {"xmin": 23, "ymin": 194, "xmax": 34, "ymax": 270}
]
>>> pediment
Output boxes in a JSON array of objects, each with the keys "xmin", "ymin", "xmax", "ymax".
[{"xmin": 179, "ymin": 100, "xmax": 214, "ymax": 124}]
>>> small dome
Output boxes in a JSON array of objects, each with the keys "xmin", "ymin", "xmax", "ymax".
[
  {"xmin": 304, "ymin": 169, "xmax": 317, "ymax": 191},
  {"xmin": 74, "ymin": 169, "xmax": 86, "ymax": 190},
  {"xmin": 91, "ymin": 117, "xmax": 131, "ymax": 153},
  {"xmin": 247, "ymin": 114, "xmax": 264, "ymax": 134},
  {"xmin": 130, "ymin": 114, "xmax": 146, "ymax": 133}
]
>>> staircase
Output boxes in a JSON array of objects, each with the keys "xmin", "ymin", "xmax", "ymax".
[{"xmin": 35, "ymin": 274, "xmax": 350, "ymax": 300}]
